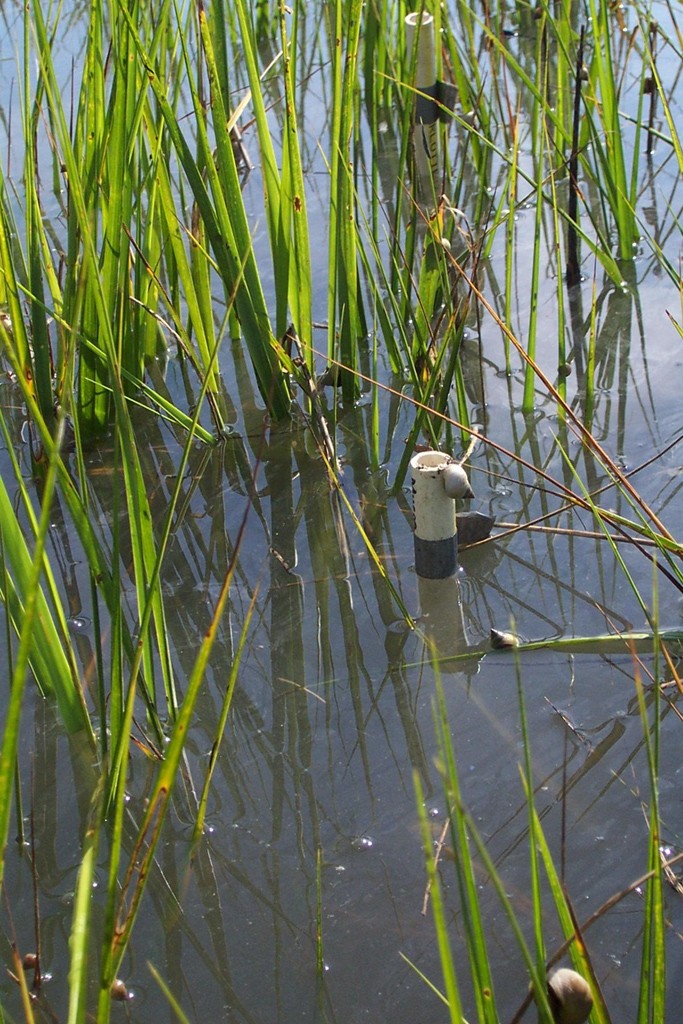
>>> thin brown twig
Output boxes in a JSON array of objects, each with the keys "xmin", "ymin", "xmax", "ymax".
[
  {"xmin": 493, "ymin": 522, "xmax": 662, "ymax": 547},
  {"xmin": 422, "ymin": 818, "xmax": 450, "ymax": 916}
]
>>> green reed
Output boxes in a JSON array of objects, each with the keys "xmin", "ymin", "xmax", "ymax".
[{"xmin": 1, "ymin": 0, "xmax": 679, "ymax": 439}]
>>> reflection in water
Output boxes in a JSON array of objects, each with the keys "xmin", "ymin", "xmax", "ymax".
[{"xmin": 2, "ymin": 366, "xmax": 680, "ymax": 1022}]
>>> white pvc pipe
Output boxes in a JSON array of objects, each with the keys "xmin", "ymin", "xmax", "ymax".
[
  {"xmin": 411, "ymin": 450, "xmax": 455, "ymax": 540},
  {"xmin": 410, "ymin": 450, "xmax": 457, "ymax": 578},
  {"xmin": 405, "ymin": 11, "xmax": 438, "ymax": 186},
  {"xmin": 405, "ymin": 11, "xmax": 436, "ymax": 95}
]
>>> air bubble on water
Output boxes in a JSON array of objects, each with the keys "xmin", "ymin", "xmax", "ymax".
[
  {"xmin": 352, "ymin": 835, "xmax": 374, "ymax": 851},
  {"xmin": 67, "ymin": 615, "xmax": 90, "ymax": 634}
]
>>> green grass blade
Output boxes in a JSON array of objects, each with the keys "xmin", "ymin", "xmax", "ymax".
[
  {"xmin": 278, "ymin": 2, "xmax": 313, "ymax": 359},
  {"xmin": 328, "ymin": 0, "xmax": 364, "ymax": 399},
  {"xmin": 414, "ymin": 771, "xmax": 465, "ymax": 1024},
  {"xmin": 0, "ymin": 413, "xmax": 92, "ymax": 735},
  {"xmin": 67, "ymin": 779, "xmax": 103, "ymax": 1024}
]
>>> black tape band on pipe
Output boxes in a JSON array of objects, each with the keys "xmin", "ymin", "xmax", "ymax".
[
  {"xmin": 414, "ymin": 534, "xmax": 457, "ymax": 579},
  {"xmin": 415, "ymin": 83, "xmax": 439, "ymax": 125}
]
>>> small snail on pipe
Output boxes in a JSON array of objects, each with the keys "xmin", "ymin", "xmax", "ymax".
[
  {"xmin": 546, "ymin": 969, "xmax": 593, "ymax": 1024},
  {"xmin": 441, "ymin": 459, "xmax": 474, "ymax": 500}
]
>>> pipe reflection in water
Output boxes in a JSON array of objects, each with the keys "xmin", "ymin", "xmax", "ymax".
[{"xmin": 417, "ymin": 574, "xmax": 471, "ymax": 668}]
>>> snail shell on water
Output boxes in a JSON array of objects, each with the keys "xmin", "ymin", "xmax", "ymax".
[
  {"xmin": 442, "ymin": 463, "xmax": 474, "ymax": 499},
  {"xmin": 490, "ymin": 628, "xmax": 520, "ymax": 649},
  {"xmin": 110, "ymin": 978, "xmax": 129, "ymax": 1002},
  {"xmin": 547, "ymin": 968, "xmax": 593, "ymax": 1024}
]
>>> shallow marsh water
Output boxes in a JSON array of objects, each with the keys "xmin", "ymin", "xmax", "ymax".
[
  {"xmin": 1, "ymin": 0, "xmax": 683, "ymax": 1021},
  {"xmin": 2, "ymin": 380, "xmax": 683, "ymax": 1021}
]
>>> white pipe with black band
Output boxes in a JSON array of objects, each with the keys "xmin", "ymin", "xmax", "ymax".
[
  {"xmin": 405, "ymin": 11, "xmax": 438, "ymax": 184},
  {"xmin": 410, "ymin": 450, "xmax": 458, "ymax": 578}
]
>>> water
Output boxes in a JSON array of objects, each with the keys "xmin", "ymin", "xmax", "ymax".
[
  {"xmin": 1, "ymin": 1, "xmax": 683, "ymax": 1020},
  {"xmin": 2, "ymin": 401, "xmax": 681, "ymax": 1019}
]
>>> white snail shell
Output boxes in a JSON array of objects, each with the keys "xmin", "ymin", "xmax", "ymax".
[
  {"xmin": 442, "ymin": 463, "xmax": 474, "ymax": 499},
  {"xmin": 547, "ymin": 969, "xmax": 593, "ymax": 1024},
  {"xmin": 490, "ymin": 628, "xmax": 520, "ymax": 649}
]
